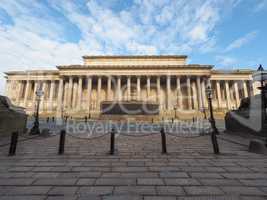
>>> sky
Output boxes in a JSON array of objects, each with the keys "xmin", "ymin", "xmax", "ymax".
[{"xmin": 0, "ymin": 0, "xmax": 267, "ymax": 94}]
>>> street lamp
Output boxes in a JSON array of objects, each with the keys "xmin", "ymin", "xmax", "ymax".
[
  {"xmin": 252, "ymin": 64, "xmax": 267, "ymax": 134},
  {"xmin": 206, "ymin": 85, "xmax": 220, "ymax": 154},
  {"xmin": 29, "ymin": 86, "xmax": 44, "ymax": 135}
]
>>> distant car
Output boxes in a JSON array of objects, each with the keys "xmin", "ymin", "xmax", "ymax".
[{"xmin": 0, "ymin": 95, "xmax": 27, "ymax": 135}]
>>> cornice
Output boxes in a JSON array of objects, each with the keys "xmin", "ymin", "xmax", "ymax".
[{"xmin": 57, "ymin": 64, "xmax": 213, "ymax": 70}]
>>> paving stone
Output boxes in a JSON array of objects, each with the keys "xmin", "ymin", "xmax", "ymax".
[
  {"xmin": 76, "ymin": 178, "xmax": 96, "ymax": 185},
  {"xmin": 164, "ymin": 179, "xmax": 200, "ymax": 186},
  {"xmin": 46, "ymin": 196, "xmax": 77, "ymax": 200},
  {"xmin": 177, "ymin": 196, "xmax": 240, "ymax": 200},
  {"xmin": 189, "ymin": 173, "xmax": 223, "ymax": 179},
  {"xmin": 156, "ymin": 186, "xmax": 185, "ymax": 195},
  {"xmin": 78, "ymin": 196, "xmax": 101, "ymax": 200},
  {"xmin": 77, "ymin": 186, "xmax": 113, "ymax": 195},
  {"xmin": 199, "ymin": 179, "xmax": 241, "ymax": 186},
  {"xmin": 33, "ymin": 178, "xmax": 77, "ymax": 186},
  {"xmin": 0, "ymin": 178, "xmax": 35, "ymax": 186},
  {"xmin": 0, "ymin": 196, "xmax": 46, "ymax": 200},
  {"xmin": 239, "ymin": 179, "xmax": 267, "ymax": 186},
  {"xmin": 95, "ymin": 178, "xmax": 136, "ymax": 186},
  {"xmin": 127, "ymin": 161, "xmax": 145, "ymax": 167},
  {"xmin": 159, "ymin": 172, "xmax": 189, "ymax": 178},
  {"xmin": 221, "ymin": 186, "xmax": 266, "ymax": 195},
  {"xmin": 137, "ymin": 178, "xmax": 164, "ymax": 185},
  {"xmin": 33, "ymin": 173, "xmax": 59, "ymax": 178},
  {"xmin": 48, "ymin": 186, "xmax": 78, "ymax": 195},
  {"xmin": 121, "ymin": 173, "xmax": 159, "ymax": 178},
  {"xmin": 222, "ymin": 173, "xmax": 267, "ymax": 179},
  {"xmin": 241, "ymin": 197, "xmax": 267, "ymax": 200},
  {"xmin": 102, "ymin": 195, "xmax": 142, "ymax": 200},
  {"xmin": 114, "ymin": 186, "xmax": 156, "ymax": 195},
  {"xmin": 184, "ymin": 186, "xmax": 224, "ymax": 195},
  {"xmin": 2, "ymin": 186, "xmax": 51, "ymax": 195},
  {"xmin": 144, "ymin": 196, "xmax": 176, "ymax": 200}
]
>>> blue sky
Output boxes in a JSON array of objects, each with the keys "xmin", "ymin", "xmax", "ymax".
[{"xmin": 0, "ymin": 0, "xmax": 267, "ymax": 94}]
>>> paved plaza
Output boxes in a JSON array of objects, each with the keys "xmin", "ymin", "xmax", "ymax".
[{"xmin": 0, "ymin": 124, "xmax": 267, "ymax": 200}]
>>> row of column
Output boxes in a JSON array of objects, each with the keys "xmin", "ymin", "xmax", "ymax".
[
  {"xmin": 59, "ymin": 75, "xmax": 208, "ymax": 112},
  {"xmin": 8, "ymin": 76, "xmax": 258, "ymax": 114},
  {"xmin": 214, "ymin": 80, "xmax": 255, "ymax": 110}
]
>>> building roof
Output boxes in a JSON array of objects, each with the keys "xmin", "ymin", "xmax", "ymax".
[
  {"xmin": 5, "ymin": 70, "xmax": 59, "ymax": 75},
  {"xmin": 211, "ymin": 69, "xmax": 254, "ymax": 74},
  {"xmin": 82, "ymin": 55, "xmax": 188, "ymax": 59}
]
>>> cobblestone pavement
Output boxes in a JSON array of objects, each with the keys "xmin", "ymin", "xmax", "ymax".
[{"xmin": 0, "ymin": 131, "xmax": 267, "ymax": 200}]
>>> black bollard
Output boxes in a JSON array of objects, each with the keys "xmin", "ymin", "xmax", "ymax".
[
  {"xmin": 110, "ymin": 128, "xmax": 115, "ymax": 155},
  {"xmin": 85, "ymin": 116, "xmax": 87, "ymax": 123},
  {"xmin": 160, "ymin": 128, "xmax": 167, "ymax": 154},
  {"xmin": 9, "ymin": 131, "xmax": 19, "ymax": 156},
  {"xmin": 58, "ymin": 130, "xmax": 66, "ymax": 155}
]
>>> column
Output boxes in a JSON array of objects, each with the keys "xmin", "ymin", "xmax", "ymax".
[
  {"xmin": 216, "ymin": 81, "xmax": 222, "ymax": 108},
  {"xmin": 201, "ymin": 79, "xmax": 207, "ymax": 108},
  {"xmin": 77, "ymin": 77, "xmax": 83, "ymax": 110},
  {"xmin": 49, "ymin": 80, "xmax": 55, "ymax": 111},
  {"xmin": 176, "ymin": 76, "xmax": 183, "ymax": 110},
  {"xmin": 68, "ymin": 76, "xmax": 73, "ymax": 109},
  {"xmin": 197, "ymin": 77, "xmax": 203, "ymax": 109},
  {"xmin": 63, "ymin": 82, "xmax": 68, "ymax": 109},
  {"xmin": 249, "ymin": 80, "xmax": 254, "ymax": 97},
  {"xmin": 32, "ymin": 81, "xmax": 38, "ymax": 106},
  {"xmin": 107, "ymin": 76, "xmax": 111, "ymax": 100},
  {"xmin": 117, "ymin": 76, "xmax": 121, "ymax": 101},
  {"xmin": 157, "ymin": 76, "xmax": 161, "ymax": 104},
  {"xmin": 147, "ymin": 76, "xmax": 151, "ymax": 101},
  {"xmin": 192, "ymin": 81, "xmax": 198, "ymax": 110},
  {"xmin": 57, "ymin": 79, "xmax": 64, "ymax": 114},
  {"xmin": 97, "ymin": 76, "xmax": 102, "ymax": 110},
  {"xmin": 187, "ymin": 76, "xmax": 192, "ymax": 110},
  {"xmin": 5, "ymin": 80, "xmax": 10, "ymax": 96},
  {"xmin": 167, "ymin": 75, "xmax": 171, "ymax": 109},
  {"xmin": 41, "ymin": 81, "xmax": 48, "ymax": 112},
  {"xmin": 234, "ymin": 81, "xmax": 240, "ymax": 107},
  {"xmin": 243, "ymin": 80, "xmax": 248, "ymax": 98},
  {"xmin": 127, "ymin": 76, "xmax": 131, "ymax": 101},
  {"xmin": 87, "ymin": 76, "xmax": 92, "ymax": 112},
  {"xmin": 16, "ymin": 81, "xmax": 23, "ymax": 104},
  {"xmin": 225, "ymin": 81, "xmax": 231, "ymax": 109},
  {"xmin": 72, "ymin": 80, "xmax": 78, "ymax": 109},
  {"xmin": 137, "ymin": 76, "xmax": 141, "ymax": 101},
  {"xmin": 23, "ymin": 80, "xmax": 30, "ymax": 107}
]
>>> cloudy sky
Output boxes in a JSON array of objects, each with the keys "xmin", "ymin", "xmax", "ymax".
[{"xmin": 0, "ymin": 0, "xmax": 266, "ymax": 94}]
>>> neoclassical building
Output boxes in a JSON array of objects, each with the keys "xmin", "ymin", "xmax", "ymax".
[{"xmin": 4, "ymin": 55, "xmax": 259, "ymax": 119}]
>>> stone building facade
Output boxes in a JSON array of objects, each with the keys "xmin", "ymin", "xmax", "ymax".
[{"xmin": 4, "ymin": 55, "xmax": 259, "ymax": 119}]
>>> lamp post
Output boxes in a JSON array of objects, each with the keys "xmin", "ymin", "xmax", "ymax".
[
  {"xmin": 174, "ymin": 106, "xmax": 177, "ymax": 118},
  {"xmin": 29, "ymin": 86, "xmax": 44, "ymax": 135},
  {"xmin": 206, "ymin": 85, "xmax": 220, "ymax": 154},
  {"xmin": 253, "ymin": 64, "xmax": 267, "ymax": 134}
]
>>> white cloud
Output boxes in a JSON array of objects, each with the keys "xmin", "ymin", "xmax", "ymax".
[
  {"xmin": 254, "ymin": 0, "xmax": 267, "ymax": 12},
  {"xmin": 0, "ymin": 0, "xmax": 243, "ymax": 94},
  {"xmin": 216, "ymin": 55, "xmax": 237, "ymax": 66},
  {"xmin": 224, "ymin": 31, "xmax": 258, "ymax": 52}
]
